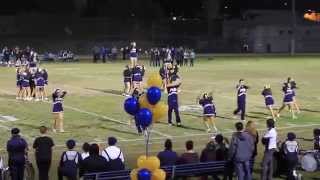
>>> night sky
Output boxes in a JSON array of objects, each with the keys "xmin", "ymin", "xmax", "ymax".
[{"xmin": 0, "ymin": 0, "xmax": 320, "ymax": 17}]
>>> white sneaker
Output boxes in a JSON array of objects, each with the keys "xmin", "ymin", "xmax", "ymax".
[
  {"xmin": 35, "ymin": 98, "xmax": 40, "ymax": 102},
  {"xmin": 276, "ymin": 113, "xmax": 280, "ymax": 118},
  {"xmin": 16, "ymin": 97, "xmax": 19, "ymax": 100},
  {"xmin": 44, "ymin": 97, "xmax": 49, "ymax": 101},
  {"xmin": 207, "ymin": 128, "xmax": 211, "ymax": 133},
  {"xmin": 59, "ymin": 129, "xmax": 65, "ymax": 133},
  {"xmin": 293, "ymin": 115, "xmax": 298, "ymax": 119},
  {"xmin": 52, "ymin": 129, "xmax": 57, "ymax": 133}
]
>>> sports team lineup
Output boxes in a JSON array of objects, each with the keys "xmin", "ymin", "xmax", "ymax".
[{"xmin": 6, "ymin": 42, "xmax": 306, "ymax": 135}]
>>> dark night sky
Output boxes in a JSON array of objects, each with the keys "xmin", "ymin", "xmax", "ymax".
[{"xmin": 1, "ymin": 0, "xmax": 320, "ymax": 17}]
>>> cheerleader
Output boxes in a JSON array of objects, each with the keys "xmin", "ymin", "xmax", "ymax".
[
  {"xmin": 16, "ymin": 68, "xmax": 23, "ymax": 100},
  {"xmin": 233, "ymin": 79, "xmax": 249, "ymax": 121},
  {"xmin": 167, "ymin": 68, "xmax": 182, "ymax": 126},
  {"xmin": 130, "ymin": 42, "xmax": 138, "ymax": 67},
  {"xmin": 132, "ymin": 65, "xmax": 145, "ymax": 91},
  {"xmin": 123, "ymin": 65, "xmax": 132, "ymax": 96},
  {"xmin": 130, "ymin": 88, "xmax": 143, "ymax": 135},
  {"xmin": 261, "ymin": 85, "xmax": 276, "ymax": 120},
  {"xmin": 287, "ymin": 77, "xmax": 301, "ymax": 114},
  {"xmin": 198, "ymin": 92, "xmax": 218, "ymax": 133},
  {"xmin": 52, "ymin": 89, "xmax": 67, "ymax": 133},
  {"xmin": 42, "ymin": 69, "xmax": 49, "ymax": 100},
  {"xmin": 277, "ymin": 83, "xmax": 297, "ymax": 119},
  {"xmin": 21, "ymin": 69, "xmax": 31, "ymax": 101},
  {"xmin": 35, "ymin": 69, "xmax": 45, "ymax": 101}
]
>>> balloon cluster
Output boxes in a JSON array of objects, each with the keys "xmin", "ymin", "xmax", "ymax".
[
  {"xmin": 124, "ymin": 72, "xmax": 168, "ymax": 129},
  {"xmin": 130, "ymin": 155, "xmax": 166, "ymax": 180}
]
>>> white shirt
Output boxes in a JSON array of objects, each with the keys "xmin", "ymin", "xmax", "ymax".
[
  {"xmin": 0, "ymin": 156, "xmax": 3, "ymax": 169},
  {"xmin": 264, "ymin": 128, "xmax": 277, "ymax": 150},
  {"xmin": 101, "ymin": 146, "xmax": 124, "ymax": 162},
  {"xmin": 81, "ymin": 152, "xmax": 89, "ymax": 160},
  {"xmin": 62, "ymin": 150, "xmax": 80, "ymax": 164}
]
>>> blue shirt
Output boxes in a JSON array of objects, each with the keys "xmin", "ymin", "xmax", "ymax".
[
  {"xmin": 157, "ymin": 150, "xmax": 178, "ymax": 166},
  {"xmin": 7, "ymin": 135, "xmax": 28, "ymax": 165}
]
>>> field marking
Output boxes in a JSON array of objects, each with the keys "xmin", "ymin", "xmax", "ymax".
[{"xmin": 0, "ymin": 89, "xmax": 172, "ymax": 138}]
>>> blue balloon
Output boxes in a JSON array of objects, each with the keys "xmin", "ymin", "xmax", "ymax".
[
  {"xmin": 147, "ymin": 86, "xmax": 162, "ymax": 105},
  {"xmin": 138, "ymin": 168, "xmax": 152, "ymax": 180},
  {"xmin": 124, "ymin": 97, "xmax": 139, "ymax": 115},
  {"xmin": 135, "ymin": 108, "xmax": 152, "ymax": 128}
]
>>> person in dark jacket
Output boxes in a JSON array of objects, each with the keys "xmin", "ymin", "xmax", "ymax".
[
  {"xmin": 178, "ymin": 140, "xmax": 199, "ymax": 164},
  {"xmin": 229, "ymin": 122, "xmax": 254, "ymax": 180},
  {"xmin": 7, "ymin": 128, "xmax": 28, "ymax": 180},
  {"xmin": 157, "ymin": 139, "xmax": 178, "ymax": 166},
  {"xmin": 33, "ymin": 126, "xmax": 54, "ymax": 180},
  {"xmin": 58, "ymin": 139, "xmax": 82, "ymax": 180},
  {"xmin": 79, "ymin": 144, "xmax": 109, "ymax": 177}
]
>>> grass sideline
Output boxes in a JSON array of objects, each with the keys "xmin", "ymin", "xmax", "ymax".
[{"xmin": 0, "ymin": 56, "xmax": 319, "ymax": 179}]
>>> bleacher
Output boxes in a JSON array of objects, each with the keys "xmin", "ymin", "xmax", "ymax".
[{"xmin": 83, "ymin": 161, "xmax": 227, "ymax": 180}]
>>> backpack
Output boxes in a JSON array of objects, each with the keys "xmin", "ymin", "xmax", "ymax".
[
  {"xmin": 104, "ymin": 150, "xmax": 125, "ymax": 171},
  {"xmin": 60, "ymin": 152, "xmax": 79, "ymax": 177}
]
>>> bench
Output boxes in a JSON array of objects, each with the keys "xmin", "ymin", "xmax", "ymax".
[{"xmin": 83, "ymin": 161, "xmax": 228, "ymax": 180}]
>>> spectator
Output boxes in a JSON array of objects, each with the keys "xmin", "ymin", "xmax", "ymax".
[
  {"xmin": 229, "ymin": 122, "xmax": 254, "ymax": 180},
  {"xmin": 100, "ymin": 46, "xmax": 107, "ymax": 63},
  {"xmin": 92, "ymin": 46, "xmax": 100, "ymax": 63},
  {"xmin": 79, "ymin": 144, "xmax": 109, "ymax": 177},
  {"xmin": 58, "ymin": 139, "xmax": 81, "ymax": 180},
  {"xmin": 178, "ymin": 140, "xmax": 199, "ymax": 164},
  {"xmin": 261, "ymin": 119, "xmax": 277, "ymax": 180},
  {"xmin": 0, "ymin": 155, "xmax": 3, "ymax": 180},
  {"xmin": 81, "ymin": 143, "xmax": 90, "ymax": 160},
  {"xmin": 111, "ymin": 47, "xmax": 118, "ymax": 60},
  {"xmin": 157, "ymin": 139, "xmax": 178, "ymax": 166},
  {"xmin": 33, "ymin": 126, "xmax": 55, "ymax": 180},
  {"xmin": 200, "ymin": 140, "xmax": 219, "ymax": 180},
  {"xmin": 313, "ymin": 128, "xmax": 320, "ymax": 150},
  {"xmin": 282, "ymin": 132, "xmax": 299, "ymax": 180},
  {"xmin": 7, "ymin": 128, "xmax": 28, "ymax": 180},
  {"xmin": 214, "ymin": 134, "xmax": 233, "ymax": 180},
  {"xmin": 101, "ymin": 137, "xmax": 125, "ymax": 171},
  {"xmin": 245, "ymin": 121, "xmax": 259, "ymax": 173}
]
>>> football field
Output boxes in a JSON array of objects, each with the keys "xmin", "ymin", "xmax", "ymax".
[{"xmin": 0, "ymin": 55, "xmax": 320, "ymax": 179}]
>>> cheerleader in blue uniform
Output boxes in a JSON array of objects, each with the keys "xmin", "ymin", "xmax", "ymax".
[
  {"xmin": 287, "ymin": 77, "xmax": 301, "ymax": 114},
  {"xmin": 123, "ymin": 65, "xmax": 132, "ymax": 96},
  {"xmin": 233, "ymin": 79, "xmax": 249, "ymax": 121},
  {"xmin": 277, "ymin": 83, "xmax": 297, "ymax": 119},
  {"xmin": 261, "ymin": 85, "xmax": 276, "ymax": 120},
  {"xmin": 35, "ymin": 69, "xmax": 45, "ymax": 101},
  {"xmin": 52, "ymin": 89, "xmax": 67, "ymax": 133},
  {"xmin": 21, "ymin": 69, "xmax": 31, "ymax": 101},
  {"xmin": 15, "ymin": 68, "xmax": 23, "ymax": 100},
  {"xmin": 167, "ymin": 68, "xmax": 182, "ymax": 126},
  {"xmin": 132, "ymin": 65, "xmax": 145, "ymax": 92},
  {"xmin": 42, "ymin": 69, "xmax": 49, "ymax": 100},
  {"xmin": 130, "ymin": 42, "xmax": 138, "ymax": 67},
  {"xmin": 198, "ymin": 92, "xmax": 218, "ymax": 133}
]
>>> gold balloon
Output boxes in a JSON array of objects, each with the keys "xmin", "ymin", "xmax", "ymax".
[
  {"xmin": 137, "ymin": 155, "xmax": 161, "ymax": 171},
  {"xmin": 130, "ymin": 169, "xmax": 138, "ymax": 180},
  {"xmin": 151, "ymin": 102, "xmax": 168, "ymax": 123},
  {"xmin": 139, "ymin": 94, "xmax": 154, "ymax": 109},
  {"xmin": 147, "ymin": 73, "xmax": 163, "ymax": 88},
  {"xmin": 152, "ymin": 169, "xmax": 166, "ymax": 180}
]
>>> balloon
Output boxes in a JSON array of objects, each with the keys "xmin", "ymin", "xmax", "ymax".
[
  {"xmin": 139, "ymin": 94, "xmax": 154, "ymax": 109},
  {"xmin": 151, "ymin": 102, "xmax": 168, "ymax": 123},
  {"xmin": 147, "ymin": 87, "xmax": 162, "ymax": 105},
  {"xmin": 152, "ymin": 169, "xmax": 166, "ymax": 180},
  {"xmin": 137, "ymin": 155, "xmax": 160, "ymax": 171},
  {"xmin": 130, "ymin": 169, "xmax": 138, "ymax": 180},
  {"xmin": 124, "ymin": 97, "xmax": 139, "ymax": 115},
  {"xmin": 138, "ymin": 169, "xmax": 152, "ymax": 180},
  {"xmin": 135, "ymin": 108, "xmax": 152, "ymax": 128},
  {"xmin": 147, "ymin": 73, "xmax": 162, "ymax": 88}
]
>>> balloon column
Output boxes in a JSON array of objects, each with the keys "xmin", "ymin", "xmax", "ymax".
[
  {"xmin": 123, "ymin": 72, "xmax": 167, "ymax": 180},
  {"xmin": 130, "ymin": 155, "xmax": 166, "ymax": 180}
]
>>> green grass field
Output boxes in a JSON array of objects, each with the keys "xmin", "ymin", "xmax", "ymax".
[{"xmin": 0, "ymin": 56, "xmax": 320, "ymax": 179}]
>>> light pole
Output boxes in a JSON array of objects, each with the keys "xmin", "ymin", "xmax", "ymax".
[{"xmin": 290, "ymin": 0, "xmax": 296, "ymax": 55}]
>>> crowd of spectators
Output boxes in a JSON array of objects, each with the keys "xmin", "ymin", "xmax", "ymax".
[
  {"xmin": 1, "ymin": 119, "xmax": 320, "ymax": 180},
  {"xmin": 0, "ymin": 46, "xmax": 39, "ymax": 67}
]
